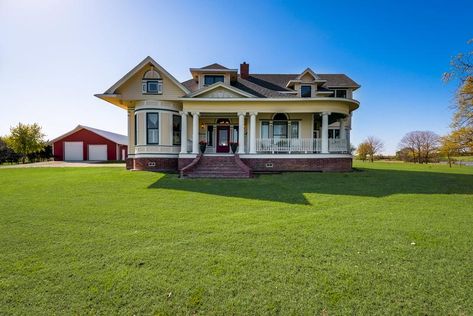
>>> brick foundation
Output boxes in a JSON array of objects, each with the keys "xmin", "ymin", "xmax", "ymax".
[
  {"xmin": 130, "ymin": 157, "xmax": 178, "ymax": 171},
  {"xmin": 125, "ymin": 158, "xmax": 134, "ymax": 170},
  {"xmin": 178, "ymin": 158, "xmax": 196, "ymax": 170},
  {"xmin": 241, "ymin": 157, "xmax": 352, "ymax": 172},
  {"xmin": 128, "ymin": 156, "xmax": 352, "ymax": 173}
]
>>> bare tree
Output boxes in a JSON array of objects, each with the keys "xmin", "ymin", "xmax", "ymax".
[
  {"xmin": 399, "ymin": 131, "xmax": 440, "ymax": 163},
  {"xmin": 365, "ymin": 136, "xmax": 384, "ymax": 162}
]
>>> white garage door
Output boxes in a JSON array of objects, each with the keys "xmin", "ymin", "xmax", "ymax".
[
  {"xmin": 88, "ymin": 145, "xmax": 108, "ymax": 161},
  {"xmin": 64, "ymin": 142, "xmax": 83, "ymax": 161}
]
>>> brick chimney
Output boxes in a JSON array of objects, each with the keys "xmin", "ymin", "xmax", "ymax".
[{"xmin": 240, "ymin": 62, "xmax": 249, "ymax": 79}]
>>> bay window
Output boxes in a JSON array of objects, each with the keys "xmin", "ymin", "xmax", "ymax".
[{"xmin": 146, "ymin": 113, "xmax": 159, "ymax": 144}]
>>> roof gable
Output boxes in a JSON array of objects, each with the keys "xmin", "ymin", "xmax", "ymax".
[
  {"xmin": 51, "ymin": 125, "xmax": 128, "ymax": 145},
  {"xmin": 104, "ymin": 56, "xmax": 190, "ymax": 95},
  {"xmin": 186, "ymin": 82, "xmax": 255, "ymax": 98},
  {"xmin": 201, "ymin": 63, "xmax": 228, "ymax": 70},
  {"xmin": 296, "ymin": 67, "xmax": 320, "ymax": 80}
]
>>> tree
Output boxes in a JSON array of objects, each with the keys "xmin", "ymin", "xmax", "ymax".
[
  {"xmin": 444, "ymin": 39, "xmax": 473, "ymax": 129},
  {"xmin": 357, "ymin": 137, "xmax": 384, "ymax": 162},
  {"xmin": 396, "ymin": 148, "xmax": 415, "ymax": 162},
  {"xmin": 356, "ymin": 142, "xmax": 370, "ymax": 161},
  {"xmin": 450, "ymin": 127, "xmax": 473, "ymax": 152},
  {"xmin": 5, "ymin": 123, "xmax": 45, "ymax": 164},
  {"xmin": 365, "ymin": 136, "xmax": 384, "ymax": 162},
  {"xmin": 0, "ymin": 137, "xmax": 20, "ymax": 164},
  {"xmin": 399, "ymin": 131, "xmax": 440, "ymax": 163},
  {"xmin": 439, "ymin": 134, "xmax": 462, "ymax": 167}
]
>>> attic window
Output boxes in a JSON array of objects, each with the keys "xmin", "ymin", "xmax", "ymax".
[
  {"xmin": 204, "ymin": 75, "xmax": 224, "ymax": 85},
  {"xmin": 301, "ymin": 85, "xmax": 311, "ymax": 98},
  {"xmin": 142, "ymin": 68, "xmax": 163, "ymax": 95}
]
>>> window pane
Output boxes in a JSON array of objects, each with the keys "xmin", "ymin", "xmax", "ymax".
[
  {"xmin": 336, "ymin": 90, "xmax": 347, "ymax": 98},
  {"xmin": 147, "ymin": 113, "xmax": 159, "ymax": 128},
  {"xmin": 147, "ymin": 113, "xmax": 159, "ymax": 144},
  {"xmin": 273, "ymin": 122, "xmax": 288, "ymax": 139},
  {"xmin": 173, "ymin": 115, "xmax": 181, "ymax": 145},
  {"xmin": 291, "ymin": 122, "xmax": 299, "ymax": 138},
  {"xmin": 207, "ymin": 126, "xmax": 213, "ymax": 146},
  {"xmin": 204, "ymin": 75, "xmax": 224, "ymax": 85},
  {"xmin": 334, "ymin": 129, "xmax": 340, "ymax": 139},
  {"xmin": 148, "ymin": 129, "xmax": 158, "ymax": 144},
  {"xmin": 218, "ymin": 128, "xmax": 228, "ymax": 146},
  {"xmin": 261, "ymin": 122, "xmax": 269, "ymax": 139},
  {"xmin": 301, "ymin": 86, "xmax": 311, "ymax": 97}
]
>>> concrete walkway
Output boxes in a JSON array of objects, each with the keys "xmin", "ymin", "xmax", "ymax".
[{"xmin": 0, "ymin": 161, "xmax": 125, "ymax": 169}]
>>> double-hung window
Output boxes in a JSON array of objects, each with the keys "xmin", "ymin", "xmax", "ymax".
[
  {"xmin": 146, "ymin": 113, "xmax": 159, "ymax": 144},
  {"xmin": 290, "ymin": 122, "xmax": 299, "ymax": 138}
]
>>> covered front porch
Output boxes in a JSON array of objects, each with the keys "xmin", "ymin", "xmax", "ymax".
[{"xmin": 180, "ymin": 111, "xmax": 351, "ymax": 156}]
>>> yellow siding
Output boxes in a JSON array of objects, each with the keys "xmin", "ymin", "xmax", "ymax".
[
  {"xmin": 117, "ymin": 67, "xmax": 186, "ymax": 100},
  {"xmin": 160, "ymin": 112, "xmax": 171, "ymax": 145},
  {"xmin": 136, "ymin": 112, "xmax": 145, "ymax": 145}
]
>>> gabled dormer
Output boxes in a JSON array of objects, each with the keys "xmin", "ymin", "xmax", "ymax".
[
  {"xmin": 189, "ymin": 63, "xmax": 238, "ymax": 89},
  {"xmin": 286, "ymin": 68, "xmax": 328, "ymax": 98}
]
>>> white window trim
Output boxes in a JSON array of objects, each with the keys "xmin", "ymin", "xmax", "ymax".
[{"xmin": 259, "ymin": 119, "xmax": 300, "ymax": 139}]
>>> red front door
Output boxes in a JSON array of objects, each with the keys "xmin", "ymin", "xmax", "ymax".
[{"xmin": 216, "ymin": 126, "xmax": 230, "ymax": 153}]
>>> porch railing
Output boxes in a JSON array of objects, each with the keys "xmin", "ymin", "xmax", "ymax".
[
  {"xmin": 256, "ymin": 138, "xmax": 348, "ymax": 153},
  {"xmin": 329, "ymin": 139, "xmax": 349, "ymax": 153},
  {"xmin": 135, "ymin": 145, "xmax": 180, "ymax": 154}
]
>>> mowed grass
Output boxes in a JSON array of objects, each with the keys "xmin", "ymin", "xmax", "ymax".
[{"xmin": 1, "ymin": 162, "xmax": 472, "ymax": 315}]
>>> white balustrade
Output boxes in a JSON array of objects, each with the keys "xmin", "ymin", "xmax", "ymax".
[
  {"xmin": 135, "ymin": 145, "xmax": 180, "ymax": 154},
  {"xmin": 255, "ymin": 138, "xmax": 347, "ymax": 154}
]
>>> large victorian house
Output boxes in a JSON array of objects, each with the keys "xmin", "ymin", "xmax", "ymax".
[{"xmin": 96, "ymin": 57, "xmax": 360, "ymax": 177}]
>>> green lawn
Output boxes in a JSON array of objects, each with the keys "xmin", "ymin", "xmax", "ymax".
[{"xmin": 1, "ymin": 162, "xmax": 472, "ymax": 315}]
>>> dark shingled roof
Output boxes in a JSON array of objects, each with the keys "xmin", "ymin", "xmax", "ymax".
[
  {"xmin": 181, "ymin": 73, "xmax": 360, "ymax": 98},
  {"xmin": 200, "ymin": 63, "xmax": 229, "ymax": 70}
]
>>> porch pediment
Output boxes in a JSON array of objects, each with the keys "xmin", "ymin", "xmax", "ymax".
[{"xmin": 186, "ymin": 82, "xmax": 255, "ymax": 98}]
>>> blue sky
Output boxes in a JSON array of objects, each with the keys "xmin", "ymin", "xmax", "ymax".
[{"xmin": 1, "ymin": 0, "xmax": 471, "ymax": 153}]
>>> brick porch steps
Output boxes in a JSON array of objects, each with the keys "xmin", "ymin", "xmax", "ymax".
[{"xmin": 180, "ymin": 155, "xmax": 252, "ymax": 178}]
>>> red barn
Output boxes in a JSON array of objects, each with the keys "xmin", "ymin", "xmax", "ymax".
[{"xmin": 52, "ymin": 125, "xmax": 128, "ymax": 161}]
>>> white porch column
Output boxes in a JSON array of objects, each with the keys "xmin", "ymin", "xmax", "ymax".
[
  {"xmin": 340, "ymin": 118, "xmax": 347, "ymax": 152},
  {"xmin": 238, "ymin": 112, "xmax": 246, "ymax": 154},
  {"xmin": 321, "ymin": 112, "xmax": 330, "ymax": 153},
  {"xmin": 249, "ymin": 112, "xmax": 258, "ymax": 154},
  {"xmin": 180, "ymin": 111, "xmax": 188, "ymax": 154},
  {"xmin": 192, "ymin": 112, "xmax": 200, "ymax": 154}
]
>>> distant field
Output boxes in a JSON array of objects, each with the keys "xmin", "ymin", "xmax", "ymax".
[
  {"xmin": 438, "ymin": 155, "xmax": 473, "ymax": 162},
  {"xmin": 1, "ymin": 161, "xmax": 472, "ymax": 314}
]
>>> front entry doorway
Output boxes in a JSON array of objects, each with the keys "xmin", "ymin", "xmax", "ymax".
[{"xmin": 216, "ymin": 126, "xmax": 230, "ymax": 153}]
